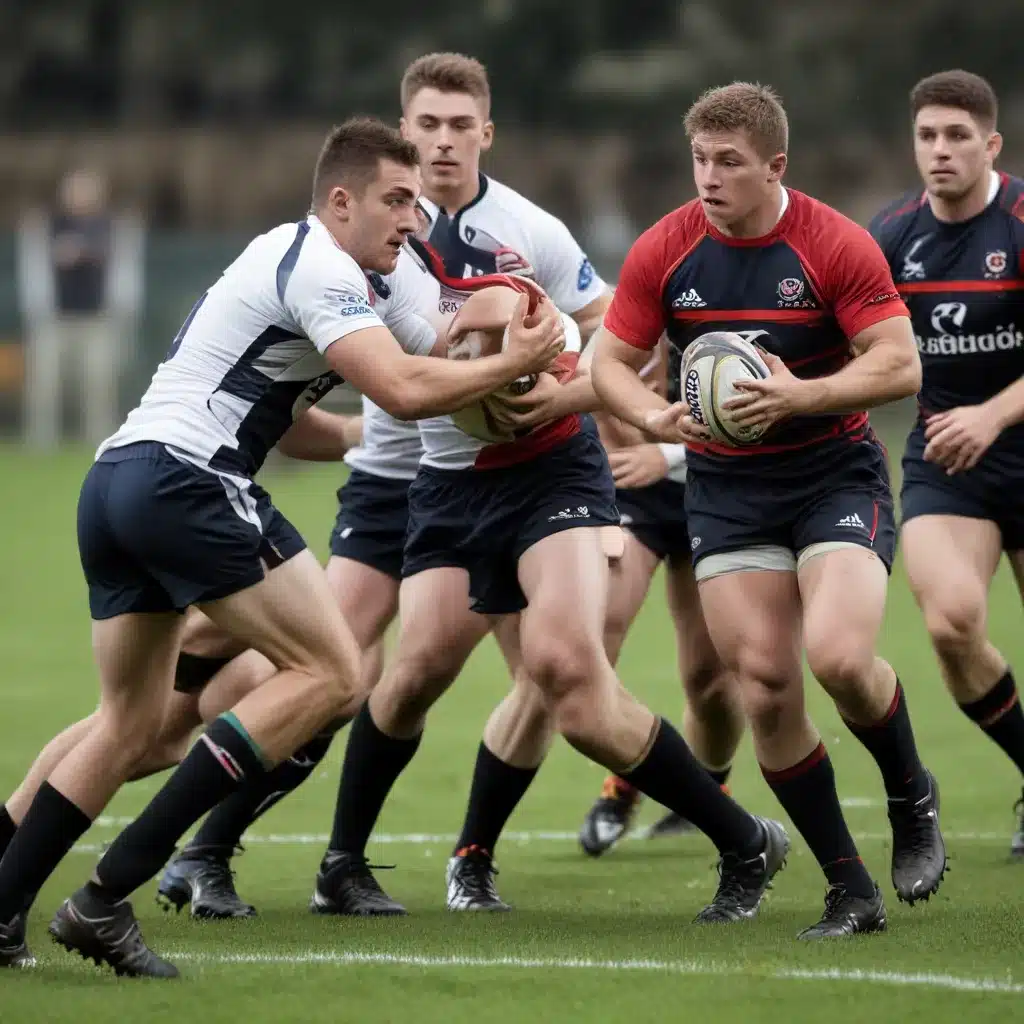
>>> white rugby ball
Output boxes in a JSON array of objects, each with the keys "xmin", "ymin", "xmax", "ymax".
[
  {"xmin": 450, "ymin": 313, "xmax": 581, "ymax": 444},
  {"xmin": 682, "ymin": 331, "xmax": 772, "ymax": 447}
]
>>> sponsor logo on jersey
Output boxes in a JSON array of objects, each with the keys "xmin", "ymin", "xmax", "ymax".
[
  {"xmin": 577, "ymin": 256, "xmax": 595, "ymax": 291},
  {"xmin": 672, "ymin": 288, "xmax": 706, "ymax": 309},
  {"xmin": 325, "ymin": 289, "xmax": 374, "ymax": 318},
  {"xmin": 984, "ymin": 250, "xmax": 1008, "ymax": 278},
  {"xmin": 916, "ymin": 302, "xmax": 1023, "ymax": 355},
  {"xmin": 867, "ymin": 290, "xmax": 901, "ymax": 305}
]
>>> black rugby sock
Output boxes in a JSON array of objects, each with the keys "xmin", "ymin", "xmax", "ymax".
[
  {"xmin": 843, "ymin": 682, "xmax": 929, "ymax": 802},
  {"xmin": 329, "ymin": 704, "xmax": 421, "ymax": 856},
  {"xmin": 959, "ymin": 670, "xmax": 1024, "ymax": 777},
  {"xmin": 186, "ymin": 732, "xmax": 336, "ymax": 854},
  {"xmin": 453, "ymin": 743, "xmax": 539, "ymax": 857},
  {"xmin": 763, "ymin": 743, "xmax": 875, "ymax": 897},
  {"xmin": 0, "ymin": 783, "xmax": 92, "ymax": 923},
  {"xmin": 620, "ymin": 718, "xmax": 762, "ymax": 858},
  {"xmin": 92, "ymin": 715, "xmax": 269, "ymax": 903},
  {"xmin": 0, "ymin": 805, "xmax": 15, "ymax": 860}
]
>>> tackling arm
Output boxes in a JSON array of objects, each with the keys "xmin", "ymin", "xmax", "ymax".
[{"xmin": 277, "ymin": 408, "xmax": 362, "ymax": 461}]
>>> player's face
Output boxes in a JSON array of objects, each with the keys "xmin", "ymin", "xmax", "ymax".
[
  {"xmin": 401, "ymin": 88, "xmax": 493, "ymax": 198},
  {"xmin": 691, "ymin": 131, "xmax": 785, "ymax": 231},
  {"xmin": 914, "ymin": 106, "xmax": 1001, "ymax": 201},
  {"xmin": 346, "ymin": 160, "xmax": 422, "ymax": 273}
]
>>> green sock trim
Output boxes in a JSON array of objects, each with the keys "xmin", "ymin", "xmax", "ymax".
[{"xmin": 219, "ymin": 712, "xmax": 273, "ymax": 770}]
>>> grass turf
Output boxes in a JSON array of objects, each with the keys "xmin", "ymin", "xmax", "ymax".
[{"xmin": 1, "ymin": 429, "xmax": 1023, "ymax": 1023}]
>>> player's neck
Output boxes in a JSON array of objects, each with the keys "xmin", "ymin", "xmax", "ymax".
[
  {"xmin": 715, "ymin": 185, "xmax": 787, "ymax": 239},
  {"xmin": 425, "ymin": 174, "xmax": 483, "ymax": 215},
  {"xmin": 926, "ymin": 169, "xmax": 998, "ymax": 224}
]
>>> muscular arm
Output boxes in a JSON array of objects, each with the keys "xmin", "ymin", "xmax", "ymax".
[
  {"xmin": 590, "ymin": 326, "xmax": 673, "ymax": 431},
  {"xmin": 798, "ymin": 315, "xmax": 922, "ymax": 415}
]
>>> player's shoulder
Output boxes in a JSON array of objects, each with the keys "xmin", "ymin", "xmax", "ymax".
[
  {"xmin": 864, "ymin": 188, "xmax": 928, "ymax": 250},
  {"xmin": 787, "ymin": 189, "xmax": 870, "ymax": 239},
  {"xmin": 994, "ymin": 172, "xmax": 1024, "ymax": 223},
  {"xmin": 627, "ymin": 199, "xmax": 705, "ymax": 265},
  {"xmin": 479, "ymin": 174, "xmax": 554, "ymax": 221},
  {"xmin": 288, "ymin": 216, "xmax": 367, "ymax": 294}
]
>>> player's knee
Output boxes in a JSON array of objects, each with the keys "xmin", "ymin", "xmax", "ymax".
[
  {"xmin": 922, "ymin": 594, "xmax": 986, "ymax": 656},
  {"xmin": 378, "ymin": 643, "xmax": 462, "ymax": 716},
  {"xmin": 732, "ymin": 654, "xmax": 801, "ymax": 737},
  {"xmin": 95, "ymin": 701, "xmax": 166, "ymax": 768},
  {"xmin": 686, "ymin": 663, "xmax": 743, "ymax": 724},
  {"xmin": 805, "ymin": 634, "xmax": 875, "ymax": 693},
  {"xmin": 521, "ymin": 630, "xmax": 601, "ymax": 703}
]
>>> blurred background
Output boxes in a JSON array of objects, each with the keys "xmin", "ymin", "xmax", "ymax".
[{"xmin": 1, "ymin": 0, "xmax": 1022, "ymax": 442}]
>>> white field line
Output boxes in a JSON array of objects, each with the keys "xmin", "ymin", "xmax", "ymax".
[
  {"xmin": 70, "ymin": 824, "xmax": 1007, "ymax": 856},
  {"xmin": 165, "ymin": 950, "xmax": 1024, "ymax": 995}
]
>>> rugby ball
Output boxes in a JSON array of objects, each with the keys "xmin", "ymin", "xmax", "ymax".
[
  {"xmin": 448, "ymin": 297, "xmax": 581, "ymax": 444},
  {"xmin": 682, "ymin": 331, "xmax": 772, "ymax": 447}
]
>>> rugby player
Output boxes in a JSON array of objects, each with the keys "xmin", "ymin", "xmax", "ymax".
[
  {"xmin": 155, "ymin": 52, "xmax": 618, "ymax": 919},
  {"xmin": 576, "ymin": 337, "xmax": 745, "ymax": 856},
  {"xmin": 313, "ymin": 269, "xmax": 790, "ymax": 923},
  {"xmin": 0, "ymin": 117, "xmax": 565, "ymax": 977},
  {"xmin": 591, "ymin": 82, "xmax": 946, "ymax": 939},
  {"xmin": 871, "ymin": 69, "xmax": 1024, "ymax": 857}
]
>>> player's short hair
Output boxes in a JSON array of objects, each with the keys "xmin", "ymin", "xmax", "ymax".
[
  {"xmin": 311, "ymin": 117, "xmax": 419, "ymax": 206},
  {"xmin": 400, "ymin": 52, "xmax": 491, "ymax": 116},
  {"xmin": 684, "ymin": 82, "xmax": 789, "ymax": 158},
  {"xmin": 910, "ymin": 70, "xmax": 998, "ymax": 130}
]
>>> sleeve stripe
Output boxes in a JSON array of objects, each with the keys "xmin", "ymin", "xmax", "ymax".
[{"xmin": 276, "ymin": 221, "xmax": 312, "ymax": 302}]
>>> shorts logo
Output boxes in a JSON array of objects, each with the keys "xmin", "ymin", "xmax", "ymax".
[
  {"xmin": 577, "ymin": 257, "xmax": 595, "ymax": 291},
  {"xmin": 339, "ymin": 527, "xmax": 353, "ymax": 540},
  {"xmin": 930, "ymin": 301, "xmax": 968, "ymax": 334},
  {"xmin": 690, "ymin": 535, "xmax": 701, "ymax": 550},
  {"xmin": 548, "ymin": 506, "xmax": 591, "ymax": 521},
  {"xmin": 619, "ymin": 513, "xmax": 634, "ymax": 527},
  {"xmin": 835, "ymin": 513, "xmax": 866, "ymax": 530},
  {"xmin": 984, "ymin": 250, "xmax": 1008, "ymax": 277}
]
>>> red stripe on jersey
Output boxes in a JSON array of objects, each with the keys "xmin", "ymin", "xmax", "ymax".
[
  {"xmin": 687, "ymin": 412, "xmax": 868, "ymax": 457},
  {"xmin": 671, "ymin": 308, "xmax": 826, "ymax": 324},
  {"xmin": 473, "ymin": 415, "xmax": 581, "ymax": 470},
  {"xmin": 897, "ymin": 279, "xmax": 1024, "ymax": 294}
]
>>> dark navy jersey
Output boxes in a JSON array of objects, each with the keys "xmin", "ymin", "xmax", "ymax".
[
  {"xmin": 604, "ymin": 188, "xmax": 907, "ymax": 476},
  {"xmin": 870, "ymin": 172, "xmax": 1024, "ymax": 430}
]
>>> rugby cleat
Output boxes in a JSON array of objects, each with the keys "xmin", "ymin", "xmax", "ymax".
[
  {"xmin": 797, "ymin": 883, "xmax": 887, "ymax": 940},
  {"xmin": 49, "ymin": 888, "xmax": 179, "ymax": 978},
  {"xmin": 579, "ymin": 777, "xmax": 642, "ymax": 857},
  {"xmin": 888, "ymin": 769, "xmax": 946, "ymax": 904},
  {"xmin": 157, "ymin": 845, "xmax": 256, "ymax": 919},
  {"xmin": 446, "ymin": 847, "xmax": 510, "ymax": 911},
  {"xmin": 694, "ymin": 817, "xmax": 790, "ymax": 923},
  {"xmin": 309, "ymin": 851, "xmax": 407, "ymax": 916},
  {"xmin": 1011, "ymin": 790, "xmax": 1024, "ymax": 859},
  {"xmin": 0, "ymin": 912, "xmax": 35, "ymax": 969}
]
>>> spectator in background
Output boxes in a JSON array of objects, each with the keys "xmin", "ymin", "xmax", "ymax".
[{"xmin": 17, "ymin": 167, "xmax": 144, "ymax": 448}]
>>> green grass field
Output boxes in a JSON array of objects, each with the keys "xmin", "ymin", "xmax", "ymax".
[{"xmin": 1, "ymin": 430, "xmax": 1023, "ymax": 1023}]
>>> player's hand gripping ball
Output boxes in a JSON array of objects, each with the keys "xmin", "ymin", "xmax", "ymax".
[{"xmin": 681, "ymin": 331, "xmax": 772, "ymax": 446}]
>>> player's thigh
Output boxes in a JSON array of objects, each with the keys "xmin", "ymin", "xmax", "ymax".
[
  {"xmin": 325, "ymin": 555, "xmax": 400, "ymax": 650},
  {"xmin": 389, "ymin": 566, "xmax": 490, "ymax": 688},
  {"xmin": 517, "ymin": 527, "xmax": 611, "ymax": 695},
  {"xmin": 902, "ymin": 514, "xmax": 1002, "ymax": 642},
  {"xmin": 200, "ymin": 548, "xmax": 359, "ymax": 687},
  {"xmin": 179, "ymin": 608, "xmax": 252, "ymax": 660},
  {"xmin": 603, "ymin": 531, "xmax": 661, "ymax": 659}
]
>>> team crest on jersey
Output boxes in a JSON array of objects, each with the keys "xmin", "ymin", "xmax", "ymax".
[
  {"xmin": 578, "ymin": 257, "xmax": 595, "ymax": 291},
  {"xmin": 776, "ymin": 277, "xmax": 814, "ymax": 308},
  {"xmin": 984, "ymin": 250, "xmax": 1008, "ymax": 278}
]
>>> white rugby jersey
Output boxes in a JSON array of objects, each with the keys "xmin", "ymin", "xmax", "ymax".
[
  {"xmin": 415, "ymin": 174, "xmax": 607, "ymax": 470},
  {"xmin": 344, "ymin": 247, "xmax": 440, "ymax": 481},
  {"xmin": 98, "ymin": 216, "xmax": 434, "ymax": 478}
]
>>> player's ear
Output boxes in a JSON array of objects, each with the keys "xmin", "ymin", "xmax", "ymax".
[
  {"xmin": 480, "ymin": 120, "xmax": 495, "ymax": 153},
  {"xmin": 767, "ymin": 152, "xmax": 787, "ymax": 183},
  {"xmin": 398, "ymin": 116, "xmax": 410, "ymax": 140},
  {"xmin": 326, "ymin": 184, "xmax": 353, "ymax": 222},
  {"xmin": 987, "ymin": 131, "xmax": 1003, "ymax": 163}
]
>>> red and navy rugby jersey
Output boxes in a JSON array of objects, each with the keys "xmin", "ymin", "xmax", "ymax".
[
  {"xmin": 870, "ymin": 172, "xmax": 1024, "ymax": 445},
  {"xmin": 604, "ymin": 189, "xmax": 908, "ymax": 475}
]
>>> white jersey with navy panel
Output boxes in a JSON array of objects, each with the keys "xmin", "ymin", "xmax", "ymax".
[
  {"xmin": 415, "ymin": 173, "xmax": 608, "ymax": 470},
  {"xmin": 98, "ymin": 215, "xmax": 431, "ymax": 479},
  {"xmin": 343, "ymin": 247, "xmax": 440, "ymax": 481}
]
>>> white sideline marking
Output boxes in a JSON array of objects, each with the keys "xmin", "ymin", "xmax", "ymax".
[
  {"xmin": 71, "ymin": 826, "xmax": 1005, "ymax": 856},
  {"xmin": 165, "ymin": 951, "xmax": 1024, "ymax": 994}
]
